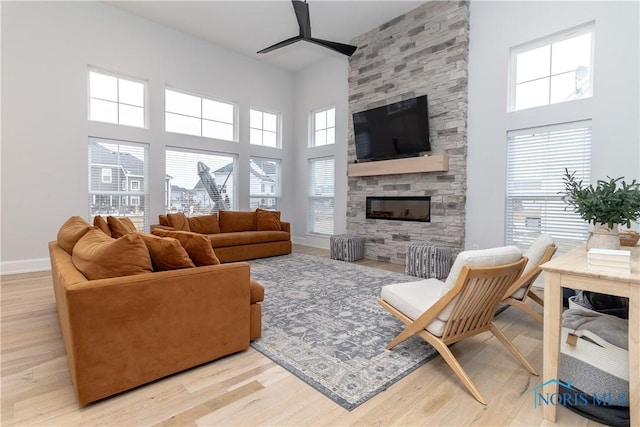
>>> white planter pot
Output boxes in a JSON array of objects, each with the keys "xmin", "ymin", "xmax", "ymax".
[{"xmin": 586, "ymin": 223, "xmax": 620, "ymax": 250}]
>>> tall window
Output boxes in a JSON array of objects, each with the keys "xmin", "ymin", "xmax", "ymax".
[
  {"xmin": 311, "ymin": 107, "xmax": 335, "ymax": 147},
  {"xmin": 165, "ymin": 147, "xmax": 237, "ymax": 214},
  {"xmin": 88, "ymin": 138, "xmax": 149, "ymax": 230},
  {"xmin": 506, "ymin": 120, "xmax": 592, "ymax": 253},
  {"xmin": 165, "ymin": 88, "xmax": 235, "ymax": 141},
  {"xmin": 308, "ymin": 157, "xmax": 335, "ymax": 235},
  {"xmin": 510, "ymin": 23, "xmax": 594, "ymax": 111},
  {"xmin": 249, "ymin": 157, "xmax": 281, "ymax": 210},
  {"xmin": 250, "ymin": 109, "xmax": 279, "ymax": 147},
  {"xmin": 89, "ymin": 70, "xmax": 145, "ymax": 127}
]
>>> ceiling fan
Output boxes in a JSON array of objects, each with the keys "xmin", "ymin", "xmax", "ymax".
[{"xmin": 257, "ymin": 0, "xmax": 358, "ymax": 57}]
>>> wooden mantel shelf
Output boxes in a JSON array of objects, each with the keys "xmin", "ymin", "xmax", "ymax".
[{"xmin": 347, "ymin": 154, "xmax": 449, "ymax": 177}]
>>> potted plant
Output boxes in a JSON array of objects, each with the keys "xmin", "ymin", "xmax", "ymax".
[{"xmin": 561, "ymin": 169, "xmax": 640, "ymax": 249}]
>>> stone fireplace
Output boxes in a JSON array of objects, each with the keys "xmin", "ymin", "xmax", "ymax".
[
  {"xmin": 366, "ymin": 196, "xmax": 430, "ymax": 222},
  {"xmin": 346, "ymin": 1, "xmax": 469, "ymax": 264}
]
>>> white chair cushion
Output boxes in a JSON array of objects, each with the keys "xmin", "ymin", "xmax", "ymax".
[
  {"xmin": 511, "ymin": 234, "xmax": 554, "ymax": 300},
  {"xmin": 380, "ymin": 279, "xmax": 447, "ymax": 337}
]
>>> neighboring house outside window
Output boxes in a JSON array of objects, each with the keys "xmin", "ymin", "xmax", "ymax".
[
  {"xmin": 130, "ymin": 180, "xmax": 140, "ymax": 191},
  {"xmin": 506, "ymin": 120, "xmax": 592, "ymax": 253},
  {"xmin": 165, "ymin": 88, "xmax": 236, "ymax": 141},
  {"xmin": 165, "ymin": 147, "xmax": 237, "ymax": 214},
  {"xmin": 89, "ymin": 69, "xmax": 145, "ymax": 127},
  {"xmin": 101, "ymin": 168, "xmax": 112, "ymax": 183},
  {"xmin": 249, "ymin": 157, "xmax": 281, "ymax": 210},
  {"xmin": 311, "ymin": 107, "xmax": 335, "ymax": 147},
  {"xmin": 88, "ymin": 138, "xmax": 149, "ymax": 231},
  {"xmin": 308, "ymin": 157, "xmax": 335, "ymax": 235},
  {"xmin": 509, "ymin": 23, "xmax": 594, "ymax": 111},
  {"xmin": 250, "ymin": 109, "xmax": 279, "ymax": 148}
]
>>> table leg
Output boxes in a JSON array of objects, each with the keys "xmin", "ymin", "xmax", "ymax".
[
  {"xmin": 542, "ymin": 271, "xmax": 562, "ymax": 422},
  {"xmin": 629, "ymin": 283, "xmax": 639, "ymax": 427}
]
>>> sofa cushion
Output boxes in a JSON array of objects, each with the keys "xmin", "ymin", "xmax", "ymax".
[
  {"xmin": 166, "ymin": 212, "xmax": 191, "ymax": 231},
  {"xmin": 107, "ymin": 216, "xmax": 137, "ymax": 238},
  {"xmin": 93, "ymin": 215, "xmax": 111, "ymax": 237},
  {"xmin": 208, "ymin": 231, "xmax": 291, "ymax": 248},
  {"xmin": 187, "ymin": 214, "xmax": 220, "ymax": 234},
  {"xmin": 256, "ymin": 208, "xmax": 282, "ymax": 231},
  {"xmin": 151, "ymin": 229, "xmax": 220, "ymax": 266},
  {"xmin": 136, "ymin": 232, "xmax": 195, "ymax": 271},
  {"xmin": 250, "ymin": 279, "xmax": 265, "ymax": 304},
  {"xmin": 72, "ymin": 229, "xmax": 153, "ymax": 280},
  {"xmin": 218, "ymin": 211, "xmax": 256, "ymax": 233},
  {"xmin": 57, "ymin": 216, "xmax": 93, "ymax": 255}
]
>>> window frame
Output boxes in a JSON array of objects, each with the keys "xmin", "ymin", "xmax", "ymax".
[
  {"xmin": 249, "ymin": 108, "xmax": 280, "ymax": 148},
  {"xmin": 508, "ymin": 22, "xmax": 595, "ymax": 112},
  {"xmin": 249, "ymin": 156, "xmax": 282, "ymax": 211},
  {"xmin": 88, "ymin": 68, "xmax": 147, "ymax": 128},
  {"xmin": 307, "ymin": 156, "xmax": 335, "ymax": 235},
  {"xmin": 310, "ymin": 106, "xmax": 336, "ymax": 147}
]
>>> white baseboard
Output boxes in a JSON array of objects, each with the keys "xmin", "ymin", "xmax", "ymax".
[
  {"xmin": 1, "ymin": 258, "xmax": 50, "ymax": 276},
  {"xmin": 292, "ymin": 235, "xmax": 330, "ymax": 250}
]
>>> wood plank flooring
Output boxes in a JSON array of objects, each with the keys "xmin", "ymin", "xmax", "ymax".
[{"xmin": 1, "ymin": 245, "xmax": 603, "ymax": 426}]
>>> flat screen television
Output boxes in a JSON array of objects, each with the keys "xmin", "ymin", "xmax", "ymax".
[{"xmin": 353, "ymin": 95, "xmax": 430, "ymax": 162}]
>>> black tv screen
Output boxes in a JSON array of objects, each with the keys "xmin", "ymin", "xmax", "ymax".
[{"xmin": 353, "ymin": 95, "xmax": 430, "ymax": 162}]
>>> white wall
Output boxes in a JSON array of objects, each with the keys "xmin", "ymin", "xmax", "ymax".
[
  {"xmin": 466, "ymin": 1, "xmax": 640, "ymax": 250},
  {"xmin": 1, "ymin": 2, "xmax": 295, "ymax": 273},
  {"xmin": 292, "ymin": 57, "xmax": 349, "ymax": 249}
]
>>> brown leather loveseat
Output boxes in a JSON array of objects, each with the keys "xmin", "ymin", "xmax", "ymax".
[{"xmin": 49, "ymin": 216, "xmax": 264, "ymax": 405}]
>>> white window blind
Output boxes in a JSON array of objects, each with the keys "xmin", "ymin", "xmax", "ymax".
[
  {"xmin": 89, "ymin": 70, "xmax": 145, "ymax": 127},
  {"xmin": 165, "ymin": 147, "xmax": 236, "ymax": 214},
  {"xmin": 308, "ymin": 157, "xmax": 335, "ymax": 235},
  {"xmin": 249, "ymin": 157, "xmax": 281, "ymax": 210},
  {"xmin": 250, "ymin": 109, "xmax": 279, "ymax": 147},
  {"xmin": 88, "ymin": 138, "xmax": 149, "ymax": 231},
  {"xmin": 506, "ymin": 120, "xmax": 591, "ymax": 253},
  {"xmin": 311, "ymin": 107, "xmax": 335, "ymax": 147},
  {"xmin": 165, "ymin": 88, "xmax": 235, "ymax": 141}
]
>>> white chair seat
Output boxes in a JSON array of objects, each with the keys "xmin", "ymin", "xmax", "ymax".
[{"xmin": 380, "ymin": 279, "xmax": 447, "ymax": 336}]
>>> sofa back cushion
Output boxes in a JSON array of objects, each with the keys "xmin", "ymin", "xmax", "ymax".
[
  {"xmin": 166, "ymin": 212, "xmax": 191, "ymax": 231},
  {"xmin": 158, "ymin": 215, "xmax": 169, "ymax": 226},
  {"xmin": 219, "ymin": 211, "xmax": 256, "ymax": 233},
  {"xmin": 72, "ymin": 229, "xmax": 153, "ymax": 280},
  {"xmin": 57, "ymin": 216, "xmax": 93, "ymax": 255},
  {"xmin": 256, "ymin": 209, "xmax": 282, "ymax": 231},
  {"xmin": 107, "ymin": 216, "xmax": 137, "ymax": 238},
  {"xmin": 93, "ymin": 215, "xmax": 111, "ymax": 237},
  {"xmin": 136, "ymin": 233, "xmax": 195, "ymax": 271},
  {"xmin": 151, "ymin": 229, "xmax": 220, "ymax": 266},
  {"xmin": 187, "ymin": 214, "xmax": 220, "ymax": 234}
]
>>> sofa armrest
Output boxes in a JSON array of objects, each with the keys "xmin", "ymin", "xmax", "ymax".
[
  {"xmin": 150, "ymin": 224, "xmax": 176, "ymax": 232},
  {"xmin": 63, "ymin": 262, "xmax": 251, "ymax": 404},
  {"xmin": 281, "ymin": 221, "xmax": 290, "ymax": 233}
]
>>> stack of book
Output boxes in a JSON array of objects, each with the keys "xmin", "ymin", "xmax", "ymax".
[{"xmin": 587, "ymin": 248, "xmax": 631, "ymax": 274}]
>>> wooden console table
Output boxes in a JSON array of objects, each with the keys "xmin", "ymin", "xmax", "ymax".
[{"xmin": 540, "ymin": 246, "xmax": 639, "ymax": 426}]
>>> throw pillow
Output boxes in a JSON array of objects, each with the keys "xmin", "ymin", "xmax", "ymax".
[
  {"xmin": 151, "ymin": 229, "xmax": 220, "ymax": 266},
  {"xmin": 218, "ymin": 210, "xmax": 257, "ymax": 233},
  {"xmin": 72, "ymin": 229, "xmax": 153, "ymax": 280},
  {"xmin": 187, "ymin": 214, "xmax": 220, "ymax": 234},
  {"xmin": 136, "ymin": 232, "xmax": 195, "ymax": 271},
  {"xmin": 93, "ymin": 215, "xmax": 111, "ymax": 237},
  {"xmin": 256, "ymin": 208, "xmax": 282, "ymax": 231},
  {"xmin": 166, "ymin": 212, "xmax": 191, "ymax": 231},
  {"xmin": 57, "ymin": 216, "xmax": 93, "ymax": 255},
  {"xmin": 107, "ymin": 216, "xmax": 138, "ymax": 238}
]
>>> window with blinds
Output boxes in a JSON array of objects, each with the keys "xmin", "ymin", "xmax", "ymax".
[
  {"xmin": 89, "ymin": 69, "xmax": 145, "ymax": 128},
  {"xmin": 506, "ymin": 120, "xmax": 591, "ymax": 253},
  {"xmin": 88, "ymin": 138, "xmax": 149, "ymax": 231},
  {"xmin": 308, "ymin": 157, "xmax": 335, "ymax": 235},
  {"xmin": 165, "ymin": 88, "xmax": 236, "ymax": 141},
  {"xmin": 249, "ymin": 157, "xmax": 281, "ymax": 210},
  {"xmin": 165, "ymin": 147, "xmax": 236, "ymax": 214}
]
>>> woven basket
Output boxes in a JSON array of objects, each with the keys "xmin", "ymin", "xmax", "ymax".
[{"xmin": 619, "ymin": 230, "xmax": 640, "ymax": 247}]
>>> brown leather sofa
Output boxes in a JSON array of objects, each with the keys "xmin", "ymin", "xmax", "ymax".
[
  {"xmin": 49, "ymin": 216, "xmax": 264, "ymax": 405},
  {"xmin": 154, "ymin": 210, "xmax": 292, "ymax": 263}
]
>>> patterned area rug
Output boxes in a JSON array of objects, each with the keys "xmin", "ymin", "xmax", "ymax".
[{"xmin": 248, "ymin": 253, "xmax": 437, "ymax": 410}]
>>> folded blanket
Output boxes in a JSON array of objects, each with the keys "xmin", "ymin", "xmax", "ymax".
[{"xmin": 562, "ymin": 308, "xmax": 628, "ymax": 350}]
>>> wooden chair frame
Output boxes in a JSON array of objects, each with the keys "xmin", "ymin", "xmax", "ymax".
[
  {"xmin": 378, "ymin": 258, "xmax": 538, "ymax": 405},
  {"xmin": 502, "ymin": 245, "xmax": 557, "ymax": 324}
]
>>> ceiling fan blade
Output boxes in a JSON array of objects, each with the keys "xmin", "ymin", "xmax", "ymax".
[
  {"xmin": 307, "ymin": 37, "xmax": 358, "ymax": 57},
  {"xmin": 292, "ymin": 0, "xmax": 311, "ymax": 38},
  {"xmin": 257, "ymin": 35, "xmax": 303, "ymax": 54}
]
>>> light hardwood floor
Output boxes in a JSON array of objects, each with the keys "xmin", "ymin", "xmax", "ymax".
[{"xmin": 1, "ymin": 245, "xmax": 602, "ymax": 426}]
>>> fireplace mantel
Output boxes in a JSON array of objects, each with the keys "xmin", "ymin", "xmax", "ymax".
[{"xmin": 347, "ymin": 154, "xmax": 448, "ymax": 177}]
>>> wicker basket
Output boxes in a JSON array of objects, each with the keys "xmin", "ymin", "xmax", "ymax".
[{"xmin": 619, "ymin": 230, "xmax": 640, "ymax": 247}]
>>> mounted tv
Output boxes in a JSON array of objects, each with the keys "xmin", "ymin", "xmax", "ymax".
[{"xmin": 353, "ymin": 95, "xmax": 430, "ymax": 162}]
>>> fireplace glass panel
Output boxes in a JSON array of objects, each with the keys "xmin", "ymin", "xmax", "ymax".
[{"xmin": 366, "ymin": 196, "xmax": 430, "ymax": 222}]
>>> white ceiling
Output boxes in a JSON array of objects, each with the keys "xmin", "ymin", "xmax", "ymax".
[{"xmin": 107, "ymin": 1, "xmax": 426, "ymax": 71}]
